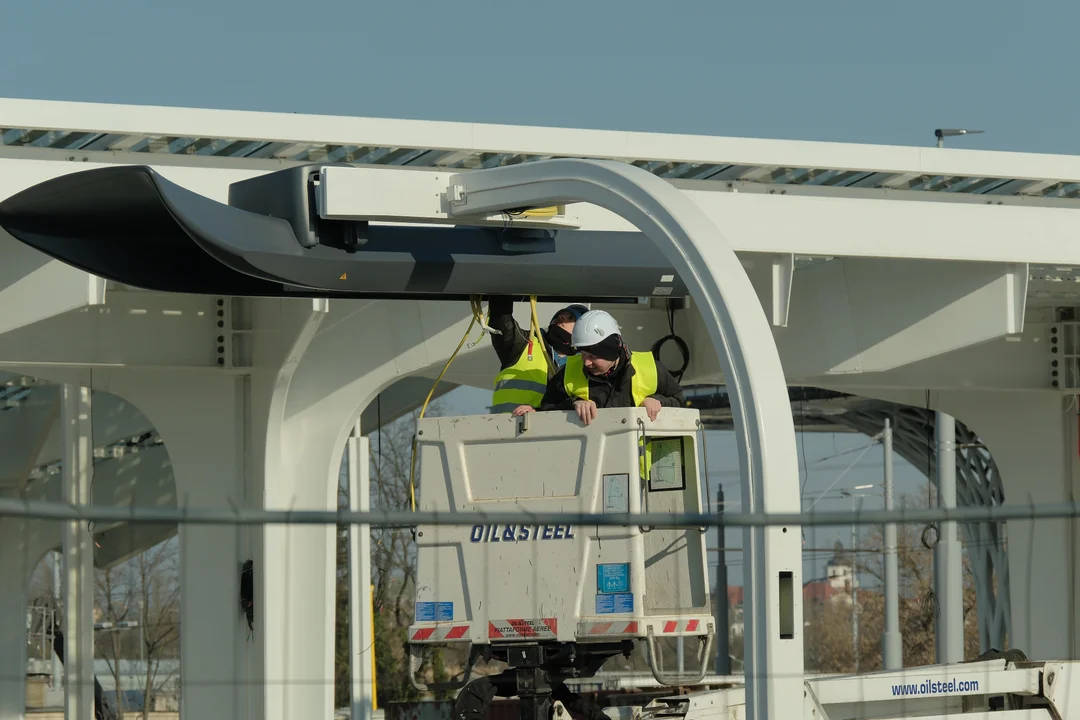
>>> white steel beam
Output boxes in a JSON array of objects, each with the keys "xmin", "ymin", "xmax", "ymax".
[
  {"xmin": 678, "ymin": 259, "xmax": 1041, "ymax": 390},
  {"xmin": 0, "ymin": 384, "xmax": 59, "ymax": 487},
  {"xmin": 741, "ymin": 253, "xmax": 794, "ymax": 328},
  {"xmin": 25, "ymin": 444, "xmax": 174, "ymax": 561},
  {"xmin": 800, "ymin": 323, "xmax": 1052, "ymax": 393},
  {"xmin": 0, "ymin": 290, "xmax": 225, "ymax": 371},
  {"xmin": 567, "ymin": 191, "xmax": 1080, "ymax": 265},
  {"xmin": 60, "ymin": 384, "xmax": 94, "ymax": 720},
  {"xmin": 4, "ymin": 157, "xmax": 1080, "ymax": 268},
  {"xmin": 8, "ymin": 96, "xmax": 1080, "ymax": 186},
  {"xmin": 29, "ymin": 391, "xmax": 152, "ymax": 471},
  {"xmin": 445, "ymin": 158, "xmax": 803, "ymax": 720},
  {"xmin": 0, "ymin": 229, "xmax": 104, "ymax": 339},
  {"xmin": 779, "ymin": 258, "xmax": 1029, "ymax": 375}
]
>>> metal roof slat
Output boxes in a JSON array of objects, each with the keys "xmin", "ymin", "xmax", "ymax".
[
  {"xmin": 845, "ymin": 172, "xmax": 908, "ymax": 189},
  {"xmin": 391, "ymin": 148, "xmax": 437, "ymax": 166},
  {"xmin": 678, "ymin": 164, "xmax": 734, "ymax": 180},
  {"xmin": 159, "ymin": 137, "xmax": 198, "ymax": 154},
  {"xmin": 814, "ymin": 170, "xmax": 865, "ymax": 186},
  {"xmin": 226, "ymin": 140, "xmax": 270, "ymax": 158},
  {"xmin": 6, "ymin": 97, "xmax": 1080, "ymax": 188},
  {"xmin": 378, "ymin": 148, "xmax": 421, "ymax": 165},
  {"xmin": 947, "ymin": 176, "xmax": 998, "ymax": 193},
  {"xmin": 976, "ymin": 178, "xmax": 1029, "ymax": 195},
  {"xmin": 50, "ymin": 132, "xmax": 100, "ymax": 150},
  {"xmin": 698, "ymin": 165, "xmax": 756, "ymax": 181},
  {"xmin": 0, "ymin": 129, "xmax": 30, "ymax": 145},
  {"xmin": 736, "ymin": 165, "xmax": 782, "ymax": 182},
  {"xmin": 75, "ymin": 133, "xmax": 132, "ymax": 152},
  {"xmin": 27, "ymin": 131, "xmax": 71, "ymax": 148},
  {"xmin": 212, "ymin": 140, "xmax": 260, "ymax": 157}
]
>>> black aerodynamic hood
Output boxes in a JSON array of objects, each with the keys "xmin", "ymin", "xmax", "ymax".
[{"xmin": 0, "ymin": 164, "xmax": 689, "ymax": 302}]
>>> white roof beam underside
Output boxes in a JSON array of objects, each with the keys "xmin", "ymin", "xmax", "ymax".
[{"xmin": 3, "ymin": 98, "xmax": 1080, "ymax": 197}]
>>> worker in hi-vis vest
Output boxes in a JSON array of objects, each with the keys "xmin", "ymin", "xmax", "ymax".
[
  {"xmin": 487, "ymin": 296, "xmax": 589, "ymax": 414},
  {"xmin": 511, "ymin": 309, "xmax": 685, "ymax": 426}
]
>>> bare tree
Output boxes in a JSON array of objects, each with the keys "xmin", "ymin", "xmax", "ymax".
[
  {"xmin": 803, "ymin": 491, "xmax": 981, "ymax": 673},
  {"xmin": 334, "ymin": 402, "xmax": 446, "ymax": 707},
  {"xmin": 133, "ymin": 539, "xmax": 180, "ymax": 719},
  {"xmin": 96, "ymin": 562, "xmax": 135, "ymax": 718},
  {"xmin": 93, "ymin": 538, "xmax": 180, "ymax": 719}
]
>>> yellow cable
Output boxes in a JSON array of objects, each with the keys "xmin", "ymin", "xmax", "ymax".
[
  {"xmin": 529, "ymin": 295, "xmax": 555, "ymax": 375},
  {"xmin": 519, "ymin": 206, "xmax": 559, "ymax": 218},
  {"xmin": 408, "ymin": 297, "xmax": 483, "ymax": 512},
  {"xmin": 506, "ymin": 206, "xmax": 560, "ymax": 219},
  {"xmin": 529, "ymin": 295, "xmax": 548, "ymax": 354}
]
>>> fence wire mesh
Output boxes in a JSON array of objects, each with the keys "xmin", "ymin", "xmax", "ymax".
[{"xmin": 2, "ymin": 402, "xmax": 1073, "ymax": 720}]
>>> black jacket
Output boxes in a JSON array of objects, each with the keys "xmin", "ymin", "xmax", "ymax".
[
  {"xmin": 539, "ymin": 353, "xmax": 685, "ymax": 411},
  {"xmin": 487, "ymin": 295, "xmax": 559, "ymax": 378}
]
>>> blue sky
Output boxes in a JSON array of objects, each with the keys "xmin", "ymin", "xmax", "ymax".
[
  {"xmin": 4, "ymin": 0, "xmax": 1069, "ymax": 585},
  {"xmin": 1, "ymin": 1, "xmax": 1074, "ymax": 154}
]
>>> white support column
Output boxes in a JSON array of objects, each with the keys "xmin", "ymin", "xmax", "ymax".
[
  {"xmin": 61, "ymin": 384, "xmax": 94, "ymax": 720},
  {"xmin": 934, "ymin": 411, "xmax": 965, "ymax": 664},
  {"xmin": 268, "ymin": 298, "xmax": 489, "ymax": 720},
  {"xmin": 105, "ymin": 372, "xmax": 260, "ymax": 720},
  {"xmin": 348, "ymin": 425, "xmax": 374, "ymax": 720},
  {"xmin": 925, "ymin": 390, "xmax": 1078, "ymax": 663},
  {"xmin": 445, "ymin": 159, "xmax": 803, "ymax": 720},
  {"xmin": 0, "ymin": 522, "xmax": 31, "ymax": 720},
  {"xmin": 0, "ymin": 389, "xmax": 62, "ymax": 720},
  {"xmin": 52, "ymin": 551, "xmax": 62, "ymax": 689},
  {"xmin": 881, "ymin": 419, "xmax": 902, "ymax": 670},
  {"xmin": 0, "ymin": 519, "xmax": 60, "ymax": 720}
]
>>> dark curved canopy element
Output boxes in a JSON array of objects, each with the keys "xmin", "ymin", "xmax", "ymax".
[
  {"xmin": 0, "ymin": 164, "xmax": 689, "ymax": 302},
  {"xmin": 0, "ymin": 165, "xmax": 305, "ymax": 296}
]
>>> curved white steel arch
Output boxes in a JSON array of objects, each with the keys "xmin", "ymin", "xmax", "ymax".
[{"xmin": 446, "ymin": 159, "xmax": 803, "ymax": 720}]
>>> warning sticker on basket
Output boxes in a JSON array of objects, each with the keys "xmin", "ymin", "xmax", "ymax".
[
  {"xmin": 596, "ymin": 592, "xmax": 634, "ymax": 614},
  {"xmin": 597, "ymin": 563, "xmax": 631, "ymax": 594},
  {"xmin": 416, "ymin": 601, "xmax": 453, "ymax": 622},
  {"xmin": 488, "ymin": 618, "xmax": 558, "ymax": 639},
  {"xmin": 603, "ymin": 473, "xmax": 629, "ymax": 513}
]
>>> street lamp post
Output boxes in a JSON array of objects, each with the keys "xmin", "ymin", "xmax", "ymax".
[
  {"xmin": 882, "ymin": 419, "xmax": 903, "ymax": 669},
  {"xmin": 935, "ymin": 128, "xmax": 984, "ymax": 148},
  {"xmin": 841, "ymin": 484, "xmax": 875, "ymax": 673}
]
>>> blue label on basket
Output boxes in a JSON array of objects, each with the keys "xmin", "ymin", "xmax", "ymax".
[
  {"xmin": 597, "ymin": 563, "xmax": 631, "ymax": 594},
  {"xmin": 596, "ymin": 592, "xmax": 634, "ymax": 614},
  {"xmin": 416, "ymin": 602, "xmax": 453, "ymax": 622}
]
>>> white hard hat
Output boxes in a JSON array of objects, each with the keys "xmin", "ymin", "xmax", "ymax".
[{"xmin": 571, "ymin": 309, "xmax": 621, "ymax": 349}]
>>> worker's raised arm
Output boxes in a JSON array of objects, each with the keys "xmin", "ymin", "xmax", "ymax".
[
  {"xmin": 649, "ymin": 361, "xmax": 686, "ymax": 408},
  {"xmin": 486, "ymin": 295, "xmax": 528, "ymax": 371}
]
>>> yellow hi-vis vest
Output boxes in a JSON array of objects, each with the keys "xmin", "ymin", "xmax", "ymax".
[
  {"xmin": 563, "ymin": 351, "xmax": 660, "ymax": 480},
  {"xmin": 562, "ymin": 351, "xmax": 659, "ymax": 406},
  {"xmin": 491, "ymin": 334, "xmax": 549, "ymax": 413}
]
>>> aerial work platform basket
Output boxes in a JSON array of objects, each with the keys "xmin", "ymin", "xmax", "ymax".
[{"xmin": 408, "ymin": 407, "xmax": 715, "ymax": 689}]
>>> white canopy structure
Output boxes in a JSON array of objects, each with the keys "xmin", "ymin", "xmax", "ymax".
[{"xmin": 1, "ymin": 98, "xmax": 1078, "ymax": 720}]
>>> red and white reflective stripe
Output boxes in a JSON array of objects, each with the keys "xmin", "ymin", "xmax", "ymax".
[
  {"xmin": 410, "ymin": 624, "xmax": 471, "ymax": 642},
  {"xmin": 658, "ymin": 619, "xmax": 703, "ymax": 634},
  {"xmin": 579, "ymin": 621, "xmax": 640, "ymax": 636},
  {"xmin": 488, "ymin": 618, "xmax": 558, "ymax": 641}
]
